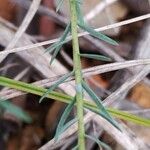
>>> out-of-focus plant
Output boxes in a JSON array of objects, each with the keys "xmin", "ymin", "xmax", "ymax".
[{"xmin": 0, "ymin": 98, "xmax": 32, "ymax": 123}]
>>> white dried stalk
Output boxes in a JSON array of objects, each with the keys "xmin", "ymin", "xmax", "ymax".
[
  {"xmin": 1, "ymin": 59, "xmax": 150, "ymax": 99},
  {"xmin": 0, "ymin": 0, "xmax": 42, "ymax": 62},
  {"xmin": 0, "ymin": 13, "xmax": 150, "ymax": 56}
]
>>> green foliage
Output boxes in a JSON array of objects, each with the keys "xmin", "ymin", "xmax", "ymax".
[
  {"xmin": 39, "ymin": 70, "xmax": 74, "ymax": 103},
  {"xmin": 82, "ymin": 80, "xmax": 121, "ymax": 130},
  {"xmin": 85, "ymin": 134, "xmax": 112, "ymax": 150},
  {"xmin": 46, "ymin": 23, "xmax": 71, "ymax": 65},
  {"xmin": 78, "ymin": 23, "xmax": 118, "ymax": 45},
  {"xmin": 0, "ymin": 98, "xmax": 32, "ymax": 123},
  {"xmin": 55, "ymin": 96, "xmax": 76, "ymax": 140},
  {"xmin": 55, "ymin": 118, "xmax": 78, "ymax": 140},
  {"xmin": 80, "ymin": 53, "xmax": 112, "ymax": 61}
]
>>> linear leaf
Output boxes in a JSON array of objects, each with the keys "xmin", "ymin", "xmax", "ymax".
[
  {"xmin": 39, "ymin": 70, "xmax": 74, "ymax": 103},
  {"xmin": 82, "ymin": 80, "xmax": 121, "ymax": 130},
  {"xmin": 108, "ymin": 108, "xmax": 150, "ymax": 127},
  {"xmin": 79, "ymin": 23, "xmax": 118, "ymax": 46},
  {"xmin": 50, "ymin": 23, "xmax": 71, "ymax": 65},
  {"xmin": 85, "ymin": 134, "xmax": 112, "ymax": 150},
  {"xmin": 45, "ymin": 40, "xmax": 69, "ymax": 54},
  {"xmin": 55, "ymin": 118, "xmax": 78, "ymax": 141},
  {"xmin": 0, "ymin": 99, "xmax": 32, "ymax": 123},
  {"xmin": 76, "ymin": 1, "xmax": 84, "ymax": 25},
  {"xmin": 80, "ymin": 53, "xmax": 112, "ymax": 62},
  {"xmin": 0, "ymin": 76, "xmax": 149, "ymax": 126},
  {"xmin": 55, "ymin": 96, "xmax": 76, "ymax": 140}
]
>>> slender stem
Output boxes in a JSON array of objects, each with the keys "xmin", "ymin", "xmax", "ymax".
[{"xmin": 69, "ymin": 0, "xmax": 85, "ymax": 149}]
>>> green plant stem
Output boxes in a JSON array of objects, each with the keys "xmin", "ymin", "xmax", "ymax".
[
  {"xmin": 69, "ymin": 0, "xmax": 85, "ymax": 149},
  {"xmin": 0, "ymin": 76, "xmax": 150, "ymax": 126}
]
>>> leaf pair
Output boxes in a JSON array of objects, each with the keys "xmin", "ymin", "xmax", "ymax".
[
  {"xmin": 46, "ymin": 23, "xmax": 71, "ymax": 65},
  {"xmin": 0, "ymin": 99, "xmax": 32, "ymax": 123},
  {"xmin": 72, "ymin": 134, "xmax": 112, "ymax": 150},
  {"xmin": 39, "ymin": 70, "xmax": 74, "ymax": 103},
  {"xmin": 82, "ymin": 80, "xmax": 121, "ymax": 130},
  {"xmin": 85, "ymin": 134, "xmax": 112, "ymax": 150}
]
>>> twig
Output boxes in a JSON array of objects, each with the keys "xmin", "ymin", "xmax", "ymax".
[{"xmin": 0, "ymin": 0, "xmax": 42, "ymax": 62}]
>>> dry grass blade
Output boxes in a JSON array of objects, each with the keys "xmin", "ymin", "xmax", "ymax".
[
  {"xmin": 84, "ymin": 0, "xmax": 117, "ymax": 21},
  {"xmin": 39, "ymin": 110, "xmax": 149, "ymax": 150},
  {"xmin": 104, "ymin": 65, "xmax": 150, "ymax": 106},
  {"xmin": 1, "ymin": 59, "xmax": 150, "ymax": 100},
  {"xmin": 1, "ymin": 67, "xmax": 30, "ymax": 92},
  {"xmin": 0, "ymin": 13, "xmax": 150, "ymax": 56},
  {"xmin": 0, "ymin": 0, "xmax": 42, "ymax": 62}
]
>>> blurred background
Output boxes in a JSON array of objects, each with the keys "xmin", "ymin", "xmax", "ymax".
[{"xmin": 0, "ymin": 0, "xmax": 150, "ymax": 149}]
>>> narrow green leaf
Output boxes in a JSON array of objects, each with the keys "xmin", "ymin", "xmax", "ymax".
[
  {"xmin": 56, "ymin": 0, "xmax": 65, "ymax": 12},
  {"xmin": 79, "ymin": 23, "xmax": 118, "ymax": 46},
  {"xmin": 85, "ymin": 134, "xmax": 112, "ymax": 150},
  {"xmin": 0, "ymin": 76, "xmax": 149, "ymax": 126},
  {"xmin": 80, "ymin": 53, "xmax": 112, "ymax": 62},
  {"xmin": 39, "ymin": 70, "xmax": 74, "ymax": 103},
  {"xmin": 50, "ymin": 23, "xmax": 71, "ymax": 65},
  {"xmin": 55, "ymin": 96, "xmax": 76, "ymax": 140},
  {"xmin": 82, "ymin": 80, "xmax": 121, "ymax": 130},
  {"xmin": 61, "ymin": 118, "xmax": 78, "ymax": 133},
  {"xmin": 45, "ymin": 40, "xmax": 69, "ymax": 54},
  {"xmin": 76, "ymin": 1, "xmax": 84, "ymax": 25},
  {"xmin": 56, "ymin": 0, "xmax": 82, "ymax": 13},
  {"xmin": 72, "ymin": 145, "xmax": 78, "ymax": 150},
  {"xmin": 108, "ymin": 108, "xmax": 150, "ymax": 127},
  {"xmin": 55, "ymin": 118, "xmax": 78, "ymax": 141},
  {"xmin": 0, "ymin": 99, "xmax": 32, "ymax": 123}
]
